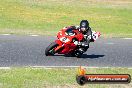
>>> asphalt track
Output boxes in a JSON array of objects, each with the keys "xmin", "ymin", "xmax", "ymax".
[{"xmin": 0, "ymin": 35, "xmax": 132, "ymax": 67}]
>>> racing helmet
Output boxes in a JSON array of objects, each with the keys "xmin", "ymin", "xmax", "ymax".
[{"xmin": 80, "ymin": 20, "xmax": 89, "ymax": 32}]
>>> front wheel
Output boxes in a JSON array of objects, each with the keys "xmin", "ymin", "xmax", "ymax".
[{"xmin": 45, "ymin": 42, "xmax": 58, "ymax": 56}]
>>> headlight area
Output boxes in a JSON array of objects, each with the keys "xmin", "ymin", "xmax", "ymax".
[{"xmin": 60, "ymin": 37, "xmax": 70, "ymax": 43}]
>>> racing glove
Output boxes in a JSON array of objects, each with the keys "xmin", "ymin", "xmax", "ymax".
[
  {"xmin": 74, "ymin": 41, "xmax": 88, "ymax": 47},
  {"xmin": 73, "ymin": 41, "xmax": 79, "ymax": 45},
  {"xmin": 81, "ymin": 42, "xmax": 89, "ymax": 47}
]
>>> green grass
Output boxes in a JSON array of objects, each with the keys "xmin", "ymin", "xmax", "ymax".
[
  {"xmin": 0, "ymin": 67, "xmax": 132, "ymax": 88},
  {"xmin": 0, "ymin": 0, "xmax": 132, "ymax": 37}
]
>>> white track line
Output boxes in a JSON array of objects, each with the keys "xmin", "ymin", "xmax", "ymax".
[
  {"xmin": 29, "ymin": 35, "xmax": 39, "ymax": 36},
  {"xmin": 123, "ymin": 38, "xmax": 132, "ymax": 39},
  {"xmin": 0, "ymin": 66, "xmax": 132, "ymax": 69},
  {"xmin": 31, "ymin": 66, "xmax": 132, "ymax": 69},
  {"xmin": 1, "ymin": 34, "xmax": 11, "ymax": 35},
  {"xmin": 31, "ymin": 66, "xmax": 79, "ymax": 68},
  {"xmin": 0, "ymin": 67, "xmax": 11, "ymax": 69}
]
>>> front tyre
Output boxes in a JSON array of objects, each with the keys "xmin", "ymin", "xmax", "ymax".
[{"xmin": 45, "ymin": 42, "xmax": 58, "ymax": 56}]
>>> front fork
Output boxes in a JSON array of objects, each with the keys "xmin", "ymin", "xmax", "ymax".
[
  {"xmin": 54, "ymin": 44, "xmax": 64, "ymax": 52},
  {"xmin": 55, "ymin": 40, "xmax": 64, "ymax": 53}
]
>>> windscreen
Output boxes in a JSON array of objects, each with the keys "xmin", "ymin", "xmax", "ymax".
[{"xmin": 65, "ymin": 28, "xmax": 75, "ymax": 36}]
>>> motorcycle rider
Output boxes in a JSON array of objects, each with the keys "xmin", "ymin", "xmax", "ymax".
[
  {"xmin": 62, "ymin": 20, "xmax": 94, "ymax": 56},
  {"xmin": 70, "ymin": 20, "xmax": 94, "ymax": 54},
  {"xmin": 79, "ymin": 20, "xmax": 94, "ymax": 45}
]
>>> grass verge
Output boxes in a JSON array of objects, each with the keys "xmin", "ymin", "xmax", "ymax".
[
  {"xmin": 0, "ymin": 67, "xmax": 132, "ymax": 88},
  {"xmin": 0, "ymin": 0, "xmax": 132, "ymax": 37}
]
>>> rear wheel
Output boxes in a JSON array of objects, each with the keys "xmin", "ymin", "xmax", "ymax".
[
  {"xmin": 75, "ymin": 52, "xmax": 83, "ymax": 58},
  {"xmin": 72, "ymin": 49, "xmax": 83, "ymax": 58},
  {"xmin": 71, "ymin": 51, "xmax": 83, "ymax": 58},
  {"xmin": 45, "ymin": 42, "xmax": 58, "ymax": 56},
  {"xmin": 71, "ymin": 52, "xmax": 76, "ymax": 57}
]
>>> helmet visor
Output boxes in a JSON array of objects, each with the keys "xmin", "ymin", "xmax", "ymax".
[{"xmin": 80, "ymin": 28, "xmax": 86, "ymax": 32}]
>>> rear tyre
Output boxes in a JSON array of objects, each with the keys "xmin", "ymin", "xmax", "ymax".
[
  {"xmin": 76, "ymin": 48, "xmax": 87, "ymax": 58},
  {"xmin": 75, "ymin": 52, "xmax": 83, "ymax": 58},
  {"xmin": 70, "ymin": 52, "xmax": 76, "ymax": 57},
  {"xmin": 71, "ymin": 52, "xmax": 82, "ymax": 58},
  {"xmin": 45, "ymin": 42, "xmax": 58, "ymax": 56}
]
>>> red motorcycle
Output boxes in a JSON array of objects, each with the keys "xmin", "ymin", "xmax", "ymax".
[{"xmin": 45, "ymin": 27, "xmax": 101, "ymax": 57}]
